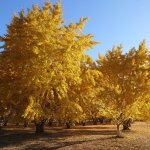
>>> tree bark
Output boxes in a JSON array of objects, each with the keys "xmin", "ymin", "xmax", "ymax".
[
  {"xmin": 82, "ymin": 121, "xmax": 86, "ymax": 126},
  {"xmin": 66, "ymin": 121, "xmax": 72, "ymax": 129},
  {"xmin": 92, "ymin": 118, "xmax": 98, "ymax": 125},
  {"xmin": 24, "ymin": 121, "xmax": 29, "ymax": 128},
  {"xmin": 35, "ymin": 121, "xmax": 45, "ymax": 133},
  {"xmin": 116, "ymin": 124, "xmax": 123, "ymax": 138},
  {"xmin": 123, "ymin": 119, "xmax": 131, "ymax": 130},
  {"xmin": 3, "ymin": 120, "xmax": 8, "ymax": 126},
  {"xmin": 123, "ymin": 122, "xmax": 129, "ymax": 130},
  {"xmin": 99, "ymin": 117, "xmax": 104, "ymax": 124},
  {"xmin": 48, "ymin": 119, "xmax": 53, "ymax": 127}
]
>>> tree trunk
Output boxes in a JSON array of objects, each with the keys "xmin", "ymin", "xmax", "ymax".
[
  {"xmin": 99, "ymin": 117, "xmax": 104, "ymax": 124},
  {"xmin": 24, "ymin": 121, "xmax": 29, "ymax": 128},
  {"xmin": 82, "ymin": 121, "xmax": 86, "ymax": 126},
  {"xmin": 116, "ymin": 124, "xmax": 123, "ymax": 138},
  {"xmin": 48, "ymin": 119, "xmax": 53, "ymax": 127},
  {"xmin": 35, "ymin": 121, "xmax": 45, "ymax": 133},
  {"xmin": 123, "ymin": 122, "xmax": 129, "ymax": 130},
  {"xmin": 66, "ymin": 121, "xmax": 72, "ymax": 129},
  {"xmin": 123, "ymin": 119, "xmax": 131, "ymax": 130},
  {"xmin": 3, "ymin": 120, "xmax": 8, "ymax": 126},
  {"xmin": 93, "ymin": 118, "xmax": 98, "ymax": 125}
]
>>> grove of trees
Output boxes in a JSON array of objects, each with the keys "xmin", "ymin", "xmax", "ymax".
[{"xmin": 0, "ymin": 1, "xmax": 150, "ymax": 137}]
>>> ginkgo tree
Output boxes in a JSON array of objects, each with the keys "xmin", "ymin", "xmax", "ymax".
[
  {"xmin": 0, "ymin": 1, "xmax": 98, "ymax": 133},
  {"xmin": 0, "ymin": 0, "xmax": 149, "ymax": 138},
  {"xmin": 97, "ymin": 41, "xmax": 150, "ymax": 137},
  {"xmin": 137, "ymin": 53, "xmax": 150, "ymax": 122},
  {"xmin": 79, "ymin": 55, "xmax": 106, "ymax": 125}
]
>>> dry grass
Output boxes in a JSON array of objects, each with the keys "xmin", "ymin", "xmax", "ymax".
[{"xmin": 0, "ymin": 122, "xmax": 150, "ymax": 150}]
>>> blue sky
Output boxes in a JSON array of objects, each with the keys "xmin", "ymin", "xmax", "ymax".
[{"xmin": 1, "ymin": 0, "xmax": 150, "ymax": 59}]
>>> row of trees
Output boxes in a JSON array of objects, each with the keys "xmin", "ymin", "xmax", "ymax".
[{"xmin": 0, "ymin": 2, "xmax": 150, "ymax": 137}]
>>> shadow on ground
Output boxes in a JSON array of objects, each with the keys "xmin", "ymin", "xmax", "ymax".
[{"xmin": 0, "ymin": 125, "xmax": 116, "ymax": 149}]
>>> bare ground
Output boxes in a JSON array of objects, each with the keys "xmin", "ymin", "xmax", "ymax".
[{"xmin": 0, "ymin": 122, "xmax": 150, "ymax": 150}]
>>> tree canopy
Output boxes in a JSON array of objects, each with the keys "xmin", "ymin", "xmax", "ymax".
[{"xmin": 0, "ymin": 1, "xmax": 150, "ymax": 135}]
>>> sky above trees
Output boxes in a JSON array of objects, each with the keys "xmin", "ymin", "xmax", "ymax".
[{"xmin": 1, "ymin": 0, "xmax": 150, "ymax": 59}]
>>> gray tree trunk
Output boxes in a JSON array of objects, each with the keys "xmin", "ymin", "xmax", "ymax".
[{"xmin": 116, "ymin": 124, "xmax": 123, "ymax": 137}]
